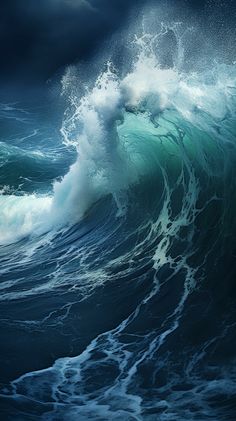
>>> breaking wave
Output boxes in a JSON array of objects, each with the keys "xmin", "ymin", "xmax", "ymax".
[{"xmin": 0, "ymin": 8, "xmax": 236, "ymax": 421}]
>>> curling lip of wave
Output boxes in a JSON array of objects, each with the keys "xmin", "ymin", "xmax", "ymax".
[{"xmin": 0, "ymin": 43, "xmax": 235, "ymax": 245}]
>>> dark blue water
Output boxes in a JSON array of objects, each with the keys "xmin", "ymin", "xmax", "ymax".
[{"xmin": 0, "ymin": 15, "xmax": 236, "ymax": 421}]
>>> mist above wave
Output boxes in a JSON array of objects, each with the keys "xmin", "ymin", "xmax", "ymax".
[{"xmin": 0, "ymin": 18, "xmax": 235, "ymax": 245}]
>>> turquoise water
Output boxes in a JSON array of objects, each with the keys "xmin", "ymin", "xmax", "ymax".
[{"xmin": 0, "ymin": 23, "xmax": 236, "ymax": 421}]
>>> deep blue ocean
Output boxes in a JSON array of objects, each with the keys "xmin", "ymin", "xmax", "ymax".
[{"xmin": 0, "ymin": 8, "xmax": 236, "ymax": 421}]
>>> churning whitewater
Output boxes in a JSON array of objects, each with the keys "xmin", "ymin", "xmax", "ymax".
[{"xmin": 0, "ymin": 11, "xmax": 236, "ymax": 421}]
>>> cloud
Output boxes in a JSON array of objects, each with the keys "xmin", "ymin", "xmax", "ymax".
[
  {"xmin": 50, "ymin": 0, "xmax": 96, "ymax": 12},
  {"xmin": 0, "ymin": 0, "xmax": 141, "ymax": 86}
]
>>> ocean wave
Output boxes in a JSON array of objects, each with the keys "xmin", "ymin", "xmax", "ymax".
[{"xmin": 0, "ymin": 9, "xmax": 236, "ymax": 421}]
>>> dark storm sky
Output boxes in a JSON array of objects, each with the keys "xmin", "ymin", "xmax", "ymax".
[
  {"xmin": 0, "ymin": 0, "xmax": 145, "ymax": 86},
  {"xmin": 0, "ymin": 0, "xmax": 234, "ymax": 88}
]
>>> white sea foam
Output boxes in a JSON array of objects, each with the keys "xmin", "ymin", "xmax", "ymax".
[
  {"xmin": 0, "ymin": 195, "xmax": 52, "ymax": 244},
  {"xmin": 0, "ymin": 33, "xmax": 235, "ymax": 245}
]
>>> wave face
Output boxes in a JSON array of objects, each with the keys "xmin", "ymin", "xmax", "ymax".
[{"xmin": 1, "ymin": 7, "xmax": 236, "ymax": 421}]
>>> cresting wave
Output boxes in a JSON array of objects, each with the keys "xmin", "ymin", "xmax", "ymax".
[
  {"xmin": 0, "ymin": 15, "xmax": 236, "ymax": 421},
  {"xmin": 1, "ymin": 27, "xmax": 235, "ymax": 245}
]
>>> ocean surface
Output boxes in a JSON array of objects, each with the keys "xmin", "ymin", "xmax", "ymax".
[{"xmin": 0, "ymin": 10, "xmax": 236, "ymax": 421}]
